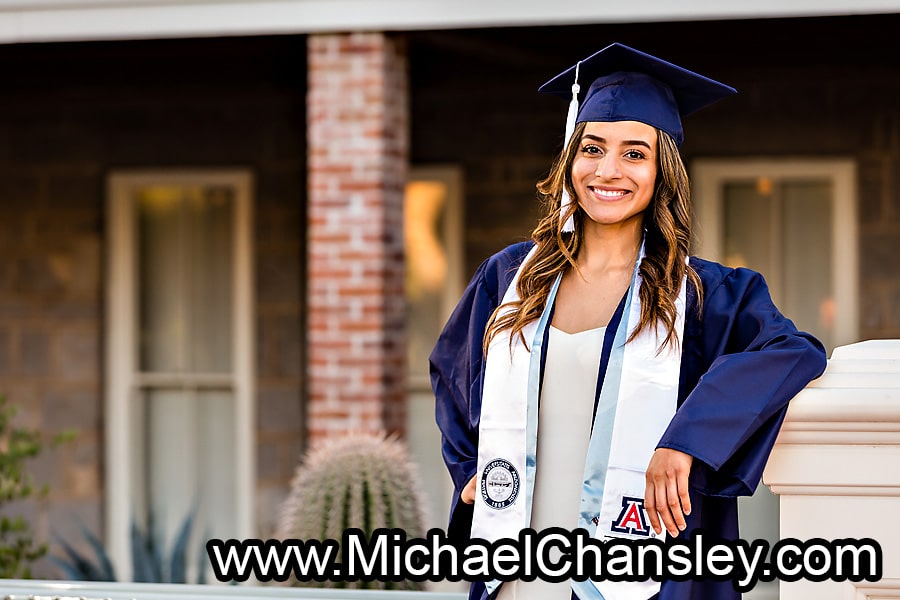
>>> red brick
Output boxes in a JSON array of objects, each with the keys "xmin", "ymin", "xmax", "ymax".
[{"xmin": 306, "ymin": 32, "xmax": 408, "ymax": 446}]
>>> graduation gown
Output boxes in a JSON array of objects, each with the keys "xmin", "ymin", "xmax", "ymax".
[{"xmin": 430, "ymin": 241, "xmax": 828, "ymax": 600}]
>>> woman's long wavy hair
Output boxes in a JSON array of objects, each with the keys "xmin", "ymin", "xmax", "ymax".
[{"xmin": 484, "ymin": 122, "xmax": 702, "ymax": 353}]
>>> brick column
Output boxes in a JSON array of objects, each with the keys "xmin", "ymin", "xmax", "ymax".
[{"xmin": 307, "ymin": 33, "xmax": 408, "ymax": 443}]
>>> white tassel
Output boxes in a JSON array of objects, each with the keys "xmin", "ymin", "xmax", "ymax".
[{"xmin": 559, "ymin": 61, "xmax": 581, "ymax": 233}]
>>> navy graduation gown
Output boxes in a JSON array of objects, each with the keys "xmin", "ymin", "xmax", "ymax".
[{"xmin": 429, "ymin": 241, "xmax": 827, "ymax": 600}]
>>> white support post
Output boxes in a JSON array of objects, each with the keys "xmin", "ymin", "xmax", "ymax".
[{"xmin": 764, "ymin": 340, "xmax": 900, "ymax": 599}]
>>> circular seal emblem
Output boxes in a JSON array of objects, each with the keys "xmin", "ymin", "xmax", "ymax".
[{"xmin": 480, "ymin": 458, "xmax": 520, "ymax": 509}]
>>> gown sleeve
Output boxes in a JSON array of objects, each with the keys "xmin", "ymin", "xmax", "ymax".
[
  {"xmin": 656, "ymin": 264, "xmax": 828, "ymax": 498},
  {"xmin": 429, "ymin": 242, "xmax": 531, "ymax": 541}
]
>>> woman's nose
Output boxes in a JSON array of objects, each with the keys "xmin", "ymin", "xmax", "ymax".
[{"xmin": 596, "ymin": 155, "xmax": 621, "ymax": 179}]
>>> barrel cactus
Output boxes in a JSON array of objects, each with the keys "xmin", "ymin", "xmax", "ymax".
[{"xmin": 275, "ymin": 431, "xmax": 426, "ymax": 590}]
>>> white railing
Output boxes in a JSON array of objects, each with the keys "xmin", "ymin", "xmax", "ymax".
[
  {"xmin": 0, "ymin": 580, "xmax": 467, "ymax": 600},
  {"xmin": 764, "ymin": 340, "xmax": 900, "ymax": 600}
]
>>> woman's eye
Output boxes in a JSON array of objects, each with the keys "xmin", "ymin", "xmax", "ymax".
[
  {"xmin": 625, "ymin": 150, "xmax": 646, "ymax": 160},
  {"xmin": 581, "ymin": 145, "xmax": 602, "ymax": 155}
]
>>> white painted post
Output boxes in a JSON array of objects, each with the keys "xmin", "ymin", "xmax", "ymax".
[{"xmin": 764, "ymin": 340, "xmax": 900, "ymax": 599}]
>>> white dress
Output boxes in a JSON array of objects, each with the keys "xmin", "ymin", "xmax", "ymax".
[{"xmin": 497, "ymin": 325, "xmax": 605, "ymax": 600}]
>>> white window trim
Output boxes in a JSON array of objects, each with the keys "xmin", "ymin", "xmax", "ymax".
[
  {"xmin": 692, "ymin": 158, "xmax": 858, "ymax": 348},
  {"xmin": 105, "ymin": 169, "xmax": 255, "ymax": 580}
]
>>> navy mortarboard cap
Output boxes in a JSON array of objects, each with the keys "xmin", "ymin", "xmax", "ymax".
[
  {"xmin": 539, "ymin": 43, "xmax": 736, "ymax": 231},
  {"xmin": 539, "ymin": 42, "xmax": 737, "ymax": 146}
]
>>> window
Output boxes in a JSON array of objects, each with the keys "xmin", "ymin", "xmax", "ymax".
[
  {"xmin": 693, "ymin": 159, "xmax": 858, "ymax": 351},
  {"xmin": 404, "ymin": 165, "xmax": 464, "ymax": 543},
  {"xmin": 106, "ymin": 170, "xmax": 254, "ymax": 581}
]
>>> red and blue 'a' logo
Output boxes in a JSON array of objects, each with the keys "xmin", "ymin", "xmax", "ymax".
[{"xmin": 610, "ymin": 496, "xmax": 651, "ymax": 536}]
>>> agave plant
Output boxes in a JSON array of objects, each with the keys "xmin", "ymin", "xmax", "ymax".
[
  {"xmin": 275, "ymin": 431, "xmax": 426, "ymax": 590},
  {"xmin": 52, "ymin": 511, "xmax": 206, "ymax": 583}
]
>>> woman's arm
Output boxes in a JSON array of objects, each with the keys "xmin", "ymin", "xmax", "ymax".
[{"xmin": 647, "ymin": 265, "xmax": 827, "ymax": 532}]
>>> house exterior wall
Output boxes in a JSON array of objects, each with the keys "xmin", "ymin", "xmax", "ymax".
[
  {"xmin": 0, "ymin": 35, "xmax": 308, "ymax": 574},
  {"xmin": 0, "ymin": 163, "xmax": 104, "ymax": 563}
]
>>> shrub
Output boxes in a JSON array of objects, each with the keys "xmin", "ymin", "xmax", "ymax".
[{"xmin": 0, "ymin": 395, "xmax": 58, "ymax": 578}]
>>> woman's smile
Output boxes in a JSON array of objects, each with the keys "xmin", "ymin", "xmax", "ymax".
[{"xmin": 588, "ymin": 185, "xmax": 631, "ymax": 200}]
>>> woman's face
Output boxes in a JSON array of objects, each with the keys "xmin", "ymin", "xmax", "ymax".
[{"xmin": 570, "ymin": 120, "xmax": 658, "ymax": 230}]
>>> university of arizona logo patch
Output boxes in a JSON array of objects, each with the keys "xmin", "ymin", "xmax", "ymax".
[
  {"xmin": 480, "ymin": 458, "xmax": 520, "ymax": 510},
  {"xmin": 610, "ymin": 496, "xmax": 651, "ymax": 536}
]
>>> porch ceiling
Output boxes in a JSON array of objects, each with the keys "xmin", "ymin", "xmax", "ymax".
[{"xmin": 0, "ymin": 0, "xmax": 898, "ymax": 44}]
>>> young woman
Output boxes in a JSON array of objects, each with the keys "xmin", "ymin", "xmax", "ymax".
[{"xmin": 430, "ymin": 43, "xmax": 827, "ymax": 600}]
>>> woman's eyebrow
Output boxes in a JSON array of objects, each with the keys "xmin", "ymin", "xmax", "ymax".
[{"xmin": 581, "ymin": 134, "xmax": 652, "ymax": 150}]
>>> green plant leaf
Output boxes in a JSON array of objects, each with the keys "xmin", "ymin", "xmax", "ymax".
[
  {"xmin": 77, "ymin": 520, "xmax": 117, "ymax": 581},
  {"xmin": 168, "ymin": 509, "xmax": 196, "ymax": 584},
  {"xmin": 196, "ymin": 527, "xmax": 209, "ymax": 585},
  {"xmin": 51, "ymin": 531, "xmax": 114, "ymax": 582},
  {"xmin": 130, "ymin": 521, "xmax": 158, "ymax": 583},
  {"xmin": 0, "ymin": 394, "xmax": 67, "ymax": 578}
]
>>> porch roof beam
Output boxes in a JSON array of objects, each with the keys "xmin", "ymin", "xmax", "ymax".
[{"xmin": 0, "ymin": 0, "xmax": 898, "ymax": 44}]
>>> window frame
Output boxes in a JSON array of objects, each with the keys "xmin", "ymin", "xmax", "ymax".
[
  {"xmin": 404, "ymin": 164, "xmax": 465, "ymax": 393},
  {"xmin": 105, "ymin": 169, "xmax": 255, "ymax": 580}
]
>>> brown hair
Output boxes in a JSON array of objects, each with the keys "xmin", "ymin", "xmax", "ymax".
[{"xmin": 484, "ymin": 122, "xmax": 702, "ymax": 353}]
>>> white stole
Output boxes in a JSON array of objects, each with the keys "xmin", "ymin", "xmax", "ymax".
[{"xmin": 472, "ymin": 245, "xmax": 687, "ymax": 600}]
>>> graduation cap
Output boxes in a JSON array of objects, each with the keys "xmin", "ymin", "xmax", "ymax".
[{"xmin": 539, "ymin": 43, "xmax": 736, "ymax": 231}]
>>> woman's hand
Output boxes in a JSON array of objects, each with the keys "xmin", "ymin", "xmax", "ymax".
[
  {"xmin": 461, "ymin": 475, "xmax": 477, "ymax": 504},
  {"xmin": 644, "ymin": 448, "xmax": 693, "ymax": 537}
]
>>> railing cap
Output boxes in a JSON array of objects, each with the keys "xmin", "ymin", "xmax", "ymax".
[
  {"xmin": 831, "ymin": 339, "xmax": 900, "ymax": 361},
  {"xmin": 778, "ymin": 339, "xmax": 900, "ymax": 444}
]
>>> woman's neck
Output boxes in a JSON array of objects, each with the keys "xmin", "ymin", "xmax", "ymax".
[{"xmin": 577, "ymin": 218, "xmax": 644, "ymax": 273}]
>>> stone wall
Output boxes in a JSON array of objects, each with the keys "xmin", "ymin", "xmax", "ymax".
[{"xmin": 0, "ymin": 172, "xmax": 103, "ymax": 573}]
